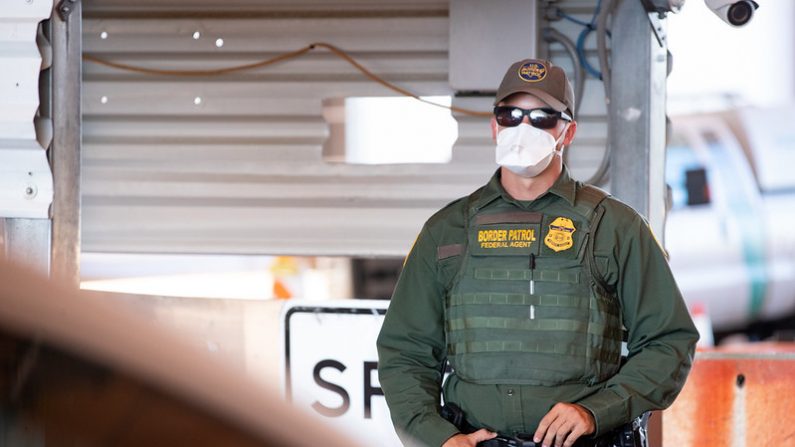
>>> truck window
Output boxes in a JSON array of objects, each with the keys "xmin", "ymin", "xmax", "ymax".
[
  {"xmin": 685, "ymin": 167, "xmax": 710, "ymax": 205},
  {"xmin": 666, "ymin": 144, "xmax": 711, "ymax": 209}
]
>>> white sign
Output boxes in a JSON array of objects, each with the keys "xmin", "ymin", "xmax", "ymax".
[{"xmin": 282, "ymin": 300, "xmax": 401, "ymax": 446}]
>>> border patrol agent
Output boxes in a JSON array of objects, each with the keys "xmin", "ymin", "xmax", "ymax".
[{"xmin": 376, "ymin": 59, "xmax": 699, "ymax": 447}]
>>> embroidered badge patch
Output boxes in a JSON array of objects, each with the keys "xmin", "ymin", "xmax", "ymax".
[
  {"xmin": 518, "ymin": 61, "xmax": 547, "ymax": 83},
  {"xmin": 544, "ymin": 217, "xmax": 576, "ymax": 252}
]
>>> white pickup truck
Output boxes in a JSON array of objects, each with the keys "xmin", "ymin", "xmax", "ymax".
[{"xmin": 665, "ymin": 106, "xmax": 795, "ymax": 334}]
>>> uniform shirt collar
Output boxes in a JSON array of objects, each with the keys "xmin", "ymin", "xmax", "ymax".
[
  {"xmin": 476, "ymin": 166, "xmax": 577, "ymax": 210},
  {"xmin": 549, "ymin": 165, "xmax": 577, "ymax": 206}
]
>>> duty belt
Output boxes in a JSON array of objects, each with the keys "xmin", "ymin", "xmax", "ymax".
[
  {"xmin": 475, "ymin": 433, "xmax": 635, "ymax": 447},
  {"xmin": 441, "ymin": 403, "xmax": 647, "ymax": 447}
]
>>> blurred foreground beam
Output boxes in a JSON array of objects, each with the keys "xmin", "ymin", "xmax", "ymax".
[
  {"xmin": 664, "ymin": 344, "xmax": 795, "ymax": 446},
  {"xmin": 0, "ymin": 259, "xmax": 361, "ymax": 447}
]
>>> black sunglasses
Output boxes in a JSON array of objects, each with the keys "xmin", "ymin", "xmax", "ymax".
[{"xmin": 493, "ymin": 106, "xmax": 572, "ymax": 129}]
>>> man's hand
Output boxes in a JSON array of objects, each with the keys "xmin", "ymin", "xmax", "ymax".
[
  {"xmin": 533, "ymin": 402, "xmax": 595, "ymax": 447},
  {"xmin": 442, "ymin": 429, "xmax": 497, "ymax": 447}
]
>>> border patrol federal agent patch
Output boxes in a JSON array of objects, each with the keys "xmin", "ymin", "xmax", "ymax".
[
  {"xmin": 471, "ymin": 223, "xmax": 541, "ymax": 256},
  {"xmin": 544, "ymin": 217, "xmax": 576, "ymax": 252},
  {"xmin": 518, "ymin": 61, "xmax": 547, "ymax": 82}
]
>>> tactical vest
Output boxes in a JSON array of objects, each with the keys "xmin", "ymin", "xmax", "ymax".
[{"xmin": 439, "ymin": 185, "xmax": 622, "ymax": 386}]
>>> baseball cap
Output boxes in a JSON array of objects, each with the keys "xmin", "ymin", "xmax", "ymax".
[{"xmin": 494, "ymin": 59, "xmax": 576, "ymax": 118}]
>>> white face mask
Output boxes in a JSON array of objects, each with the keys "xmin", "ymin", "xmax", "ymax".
[{"xmin": 495, "ymin": 123, "xmax": 567, "ymax": 178}]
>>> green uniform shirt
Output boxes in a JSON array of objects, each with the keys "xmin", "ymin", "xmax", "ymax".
[{"xmin": 376, "ymin": 167, "xmax": 698, "ymax": 447}]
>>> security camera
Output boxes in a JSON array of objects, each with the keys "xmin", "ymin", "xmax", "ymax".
[{"xmin": 704, "ymin": 0, "xmax": 759, "ymax": 27}]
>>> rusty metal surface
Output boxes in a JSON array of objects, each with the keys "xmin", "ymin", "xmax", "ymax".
[{"xmin": 663, "ymin": 343, "xmax": 795, "ymax": 446}]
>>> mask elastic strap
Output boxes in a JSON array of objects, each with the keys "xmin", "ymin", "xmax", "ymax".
[{"xmin": 554, "ymin": 124, "xmax": 569, "ymax": 153}]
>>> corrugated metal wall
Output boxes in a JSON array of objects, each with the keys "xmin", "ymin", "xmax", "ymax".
[
  {"xmin": 1, "ymin": 0, "xmax": 53, "ymax": 219},
  {"xmin": 81, "ymin": 0, "xmax": 608, "ymax": 257}
]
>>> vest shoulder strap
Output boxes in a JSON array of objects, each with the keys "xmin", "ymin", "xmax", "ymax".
[
  {"xmin": 576, "ymin": 183, "xmax": 614, "ymax": 295},
  {"xmin": 465, "ymin": 186, "xmax": 485, "ymax": 219},
  {"xmin": 434, "ymin": 187, "xmax": 482, "ymax": 273},
  {"xmin": 573, "ymin": 183, "xmax": 610, "ymax": 221}
]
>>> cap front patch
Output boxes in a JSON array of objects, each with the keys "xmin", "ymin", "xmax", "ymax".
[
  {"xmin": 544, "ymin": 217, "xmax": 576, "ymax": 252},
  {"xmin": 518, "ymin": 61, "xmax": 547, "ymax": 83}
]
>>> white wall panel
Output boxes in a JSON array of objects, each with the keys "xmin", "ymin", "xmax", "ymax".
[
  {"xmin": 0, "ymin": 0, "xmax": 54, "ymax": 219},
  {"xmin": 81, "ymin": 0, "xmax": 608, "ymax": 256}
]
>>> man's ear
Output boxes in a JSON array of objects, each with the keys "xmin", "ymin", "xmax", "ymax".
[
  {"xmin": 563, "ymin": 120, "xmax": 577, "ymax": 145},
  {"xmin": 490, "ymin": 117, "xmax": 499, "ymax": 142}
]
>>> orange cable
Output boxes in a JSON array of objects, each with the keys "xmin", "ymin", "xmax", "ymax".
[{"xmin": 82, "ymin": 41, "xmax": 492, "ymax": 117}]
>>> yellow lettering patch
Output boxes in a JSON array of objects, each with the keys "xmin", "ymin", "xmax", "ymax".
[
  {"xmin": 478, "ymin": 229, "xmax": 507, "ymax": 243},
  {"xmin": 478, "ymin": 228, "xmax": 536, "ymax": 249},
  {"xmin": 544, "ymin": 217, "xmax": 576, "ymax": 252}
]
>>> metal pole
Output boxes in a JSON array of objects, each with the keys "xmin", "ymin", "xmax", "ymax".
[
  {"xmin": 49, "ymin": 1, "xmax": 82, "ymax": 286},
  {"xmin": 609, "ymin": 0, "xmax": 669, "ymax": 241}
]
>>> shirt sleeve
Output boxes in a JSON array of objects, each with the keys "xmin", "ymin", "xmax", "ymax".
[
  {"xmin": 376, "ymin": 225, "xmax": 460, "ymax": 447},
  {"xmin": 576, "ymin": 202, "xmax": 699, "ymax": 436}
]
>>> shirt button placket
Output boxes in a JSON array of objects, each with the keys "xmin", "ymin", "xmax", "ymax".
[{"xmin": 500, "ymin": 385, "xmax": 524, "ymax": 432}]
